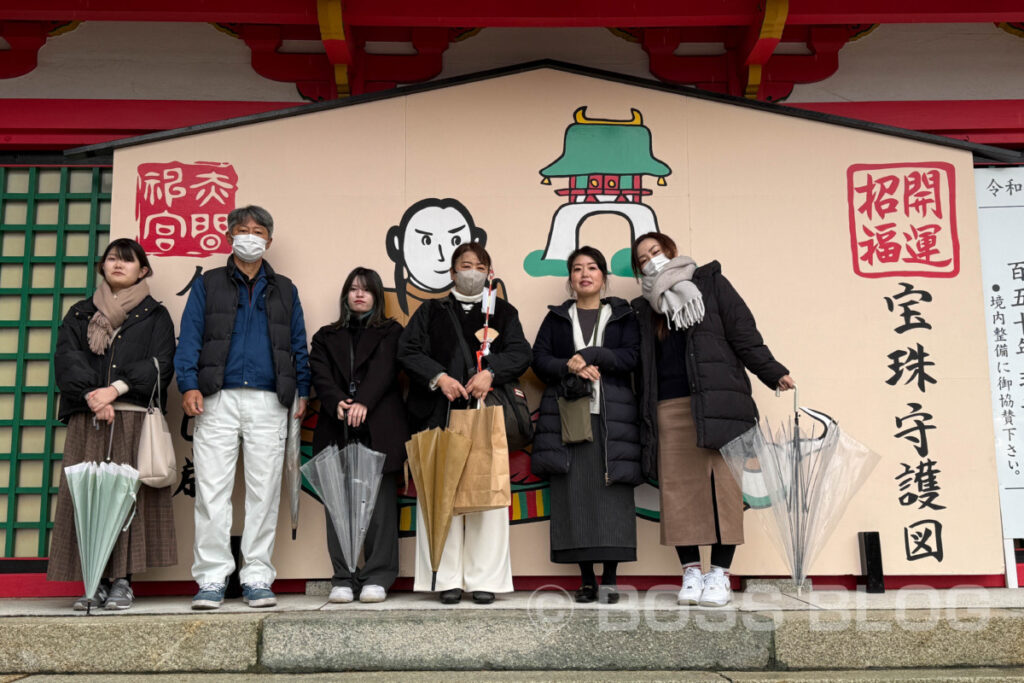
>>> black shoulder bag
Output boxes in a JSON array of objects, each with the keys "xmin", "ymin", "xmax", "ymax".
[{"xmin": 443, "ymin": 302, "xmax": 534, "ymax": 451}]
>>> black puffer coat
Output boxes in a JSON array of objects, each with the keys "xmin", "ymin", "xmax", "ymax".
[
  {"xmin": 55, "ymin": 295, "xmax": 176, "ymax": 423},
  {"xmin": 531, "ymin": 297, "xmax": 644, "ymax": 486},
  {"xmin": 309, "ymin": 320, "xmax": 409, "ymax": 473},
  {"xmin": 633, "ymin": 261, "xmax": 788, "ymax": 478}
]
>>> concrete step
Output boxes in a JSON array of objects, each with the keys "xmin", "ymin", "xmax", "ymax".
[
  {"xmin": 2, "ymin": 589, "xmax": 1024, "ymax": 674},
  {"xmin": 7, "ymin": 671, "xmax": 1024, "ymax": 682}
]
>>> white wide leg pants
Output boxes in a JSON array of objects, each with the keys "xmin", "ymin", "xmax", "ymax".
[
  {"xmin": 413, "ymin": 505, "xmax": 513, "ymax": 593},
  {"xmin": 191, "ymin": 388, "xmax": 288, "ymax": 586}
]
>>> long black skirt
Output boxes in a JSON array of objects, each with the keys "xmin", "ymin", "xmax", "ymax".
[{"xmin": 548, "ymin": 414, "xmax": 637, "ymax": 564}]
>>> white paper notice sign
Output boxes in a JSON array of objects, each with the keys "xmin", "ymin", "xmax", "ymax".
[{"xmin": 977, "ymin": 166, "xmax": 1024, "ymax": 539}]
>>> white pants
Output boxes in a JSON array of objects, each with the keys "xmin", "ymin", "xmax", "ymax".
[
  {"xmin": 413, "ymin": 505, "xmax": 513, "ymax": 593},
  {"xmin": 191, "ymin": 388, "xmax": 288, "ymax": 586}
]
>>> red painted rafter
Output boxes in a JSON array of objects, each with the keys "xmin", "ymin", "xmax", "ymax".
[
  {"xmin": 4, "ymin": 1, "xmax": 1024, "ymax": 26},
  {"xmin": 4, "ymin": 97, "xmax": 1024, "ymax": 151}
]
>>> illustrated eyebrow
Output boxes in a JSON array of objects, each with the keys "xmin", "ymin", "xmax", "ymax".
[
  {"xmin": 414, "ymin": 229, "xmax": 431, "ymax": 235},
  {"xmin": 448, "ymin": 225, "xmax": 467, "ymax": 233}
]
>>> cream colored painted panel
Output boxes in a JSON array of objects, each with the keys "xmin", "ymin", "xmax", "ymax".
[
  {"xmin": 0, "ymin": 330, "xmax": 16, "ymax": 354},
  {"xmin": 18, "ymin": 461, "xmax": 42, "ymax": 488},
  {"xmin": 16, "ymin": 495, "xmax": 40, "ymax": 523},
  {"xmin": 34, "ymin": 201, "xmax": 59, "ymax": 225},
  {"xmin": 5, "ymin": 169, "xmax": 29, "ymax": 193},
  {"xmin": 64, "ymin": 233, "xmax": 90, "ymax": 257},
  {"xmin": 21, "ymin": 395, "xmax": 47, "ymax": 421},
  {"xmin": 1, "ymin": 231, "xmax": 25, "ymax": 257},
  {"xmin": 37, "ymin": 169, "xmax": 61, "ymax": 194},
  {"xmin": 23, "ymin": 361, "xmax": 49, "ymax": 387},
  {"xmin": 67, "ymin": 201, "xmax": 91, "ymax": 225},
  {"xmin": 0, "ymin": 297, "xmax": 20, "ymax": 322},
  {"xmin": 63, "ymin": 263, "xmax": 88, "ymax": 288},
  {"xmin": 28, "ymin": 296, "xmax": 52, "ymax": 322},
  {"xmin": 26, "ymin": 328, "xmax": 50, "ymax": 354},
  {"xmin": 0, "ymin": 264, "xmax": 22, "ymax": 289},
  {"xmin": 69, "ymin": 169, "xmax": 92, "ymax": 194},
  {"xmin": 3, "ymin": 201, "xmax": 27, "ymax": 225},
  {"xmin": 13, "ymin": 528, "xmax": 37, "ymax": 557},
  {"xmin": 0, "ymin": 362, "xmax": 15, "ymax": 386},
  {"xmin": 32, "ymin": 233, "xmax": 57, "ymax": 258},
  {"xmin": 30, "ymin": 264, "xmax": 55, "ymax": 289},
  {"xmin": 20, "ymin": 426, "xmax": 46, "ymax": 453}
]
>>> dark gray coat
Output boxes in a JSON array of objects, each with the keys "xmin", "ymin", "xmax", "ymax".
[
  {"xmin": 633, "ymin": 261, "xmax": 788, "ymax": 479},
  {"xmin": 530, "ymin": 297, "xmax": 644, "ymax": 486}
]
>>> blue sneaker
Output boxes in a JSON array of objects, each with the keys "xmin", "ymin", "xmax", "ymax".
[
  {"xmin": 241, "ymin": 582, "xmax": 277, "ymax": 608},
  {"xmin": 191, "ymin": 582, "xmax": 226, "ymax": 610}
]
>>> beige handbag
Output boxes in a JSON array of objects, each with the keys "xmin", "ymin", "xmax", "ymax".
[{"xmin": 137, "ymin": 357, "xmax": 178, "ymax": 488}]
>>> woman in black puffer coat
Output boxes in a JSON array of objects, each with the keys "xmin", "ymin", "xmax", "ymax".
[
  {"xmin": 49, "ymin": 238, "xmax": 177, "ymax": 611},
  {"xmin": 631, "ymin": 231, "xmax": 794, "ymax": 608},
  {"xmin": 531, "ymin": 246, "xmax": 643, "ymax": 604}
]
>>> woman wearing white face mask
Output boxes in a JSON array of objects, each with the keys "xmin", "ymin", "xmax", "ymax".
[
  {"xmin": 630, "ymin": 232, "xmax": 795, "ymax": 608},
  {"xmin": 398, "ymin": 243, "xmax": 532, "ymax": 605}
]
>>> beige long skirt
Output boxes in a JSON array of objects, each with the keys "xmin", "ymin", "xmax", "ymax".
[{"xmin": 657, "ymin": 397, "xmax": 744, "ymax": 547}]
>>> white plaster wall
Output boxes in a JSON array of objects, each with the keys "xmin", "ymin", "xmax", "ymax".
[
  {"xmin": 788, "ymin": 23, "xmax": 1024, "ymax": 102},
  {"xmin": 437, "ymin": 27, "xmax": 652, "ymax": 81},
  {"xmin": 0, "ymin": 21, "xmax": 305, "ymax": 101}
]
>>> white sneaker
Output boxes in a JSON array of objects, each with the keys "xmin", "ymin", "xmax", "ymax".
[
  {"xmin": 359, "ymin": 585, "xmax": 387, "ymax": 603},
  {"xmin": 328, "ymin": 586, "xmax": 354, "ymax": 604},
  {"xmin": 677, "ymin": 566, "xmax": 702, "ymax": 605},
  {"xmin": 699, "ymin": 567, "xmax": 733, "ymax": 607}
]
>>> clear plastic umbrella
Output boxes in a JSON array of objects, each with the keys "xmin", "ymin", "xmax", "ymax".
[
  {"xmin": 720, "ymin": 389, "xmax": 881, "ymax": 589},
  {"xmin": 300, "ymin": 432, "xmax": 387, "ymax": 574},
  {"xmin": 285, "ymin": 391, "xmax": 302, "ymax": 539},
  {"xmin": 63, "ymin": 424, "xmax": 140, "ymax": 614}
]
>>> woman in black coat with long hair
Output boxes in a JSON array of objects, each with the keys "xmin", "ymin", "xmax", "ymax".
[
  {"xmin": 49, "ymin": 238, "xmax": 177, "ymax": 611},
  {"xmin": 631, "ymin": 231, "xmax": 794, "ymax": 608},
  {"xmin": 531, "ymin": 246, "xmax": 643, "ymax": 604},
  {"xmin": 309, "ymin": 267, "xmax": 409, "ymax": 604}
]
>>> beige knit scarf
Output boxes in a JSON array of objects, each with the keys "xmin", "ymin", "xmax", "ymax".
[{"xmin": 88, "ymin": 278, "xmax": 150, "ymax": 354}]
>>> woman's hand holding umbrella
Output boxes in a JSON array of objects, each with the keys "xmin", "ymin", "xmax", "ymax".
[{"xmin": 777, "ymin": 375, "xmax": 796, "ymax": 391}]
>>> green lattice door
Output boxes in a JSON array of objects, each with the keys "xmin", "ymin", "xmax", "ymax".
[{"xmin": 0, "ymin": 166, "xmax": 111, "ymax": 558}]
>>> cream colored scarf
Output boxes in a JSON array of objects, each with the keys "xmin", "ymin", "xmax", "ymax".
[{"xmin": 88, "ymin": 278, "xmax": 149, "ymax": 354}]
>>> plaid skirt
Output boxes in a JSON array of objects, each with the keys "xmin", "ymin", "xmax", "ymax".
[{"xmin": 46, "ymin": 411, "xmax": 177, "ymax": 582}]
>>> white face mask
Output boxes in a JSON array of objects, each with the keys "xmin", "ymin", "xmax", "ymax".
[
  {"xmin": 232, "ymin": 234, "xmax": 267, "ymax": 263},
  {"xmin": 453, "ymin": 269, "xmax": 488, "ymax": 296},
  {"xmin": 642, "ymin": 253, "xmax": 670, "ymax": 277}
]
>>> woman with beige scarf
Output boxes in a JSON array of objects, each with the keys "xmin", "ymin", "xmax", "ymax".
[{"xmin": 49, "ymin": 238, "xmax": 177, "ymax": 610}]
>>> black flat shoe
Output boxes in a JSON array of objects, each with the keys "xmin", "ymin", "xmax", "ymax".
[
  {"xmin": 439, "ymin": 588, "xmax": 463, "ymax": 604},
  {"xmin": 472, "ymin": 591, "xmax": 495, "ymax": 605},
  {"xmin": 574, "ymin": 584, "xmax": 597, "ymax": 603},
  {"xmin": 599, "ymin": 585, "xmax": 620, "ymax": 604}
]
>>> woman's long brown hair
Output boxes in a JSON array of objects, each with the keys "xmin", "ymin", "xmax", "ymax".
[{"xmin": 631, "ymin": 232, "xmax": 680, "ymax": 341}]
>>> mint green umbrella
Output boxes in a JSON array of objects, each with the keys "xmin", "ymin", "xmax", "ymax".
[{"xmin": 64, "ymin": 457, "xmax": 140, "ymax": 613}]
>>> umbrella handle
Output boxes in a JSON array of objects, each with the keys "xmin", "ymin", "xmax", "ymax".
[
  {"xmin": 105, "ymin": 415, "xmax": 116, "ymax": 463},
  {"xmin": 775, "ymin": 384, "xmax": 799, "ymax": 414}
]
